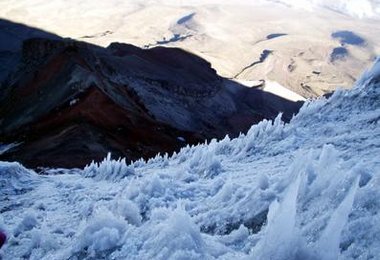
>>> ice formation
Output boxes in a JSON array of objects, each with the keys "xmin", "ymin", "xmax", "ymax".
[{"xmin": 0, "ymin": 59, "xmax": 379, "ymax": 259}]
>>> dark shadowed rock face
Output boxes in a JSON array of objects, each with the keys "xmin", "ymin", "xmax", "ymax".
[{"xmin": 0, "ymin": 19, "xmax": 302, "ymax": 169}]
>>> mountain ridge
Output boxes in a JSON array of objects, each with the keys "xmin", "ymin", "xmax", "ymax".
[{"xmin": 0, "ymin": 20, "xmax": 302, "ymax": 168}]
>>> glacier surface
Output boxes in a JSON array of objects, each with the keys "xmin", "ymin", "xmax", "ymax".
[{"xmin": 0, "ymin": 60, "xmax": 379, "ymax": 259}]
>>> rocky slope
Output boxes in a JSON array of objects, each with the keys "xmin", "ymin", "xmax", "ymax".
[{"xmin": 0, "ymin": 20, "xmax": 302, "ymax": 168}]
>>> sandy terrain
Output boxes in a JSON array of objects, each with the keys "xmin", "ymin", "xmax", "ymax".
[{"xmin": 0, "ymin": 0, "xmax": 379, "ymax": 97}]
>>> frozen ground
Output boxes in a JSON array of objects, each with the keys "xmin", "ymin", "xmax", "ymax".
[{"xmin": 0, "ymin": 60, "xmax": 379, "ymax": 259}]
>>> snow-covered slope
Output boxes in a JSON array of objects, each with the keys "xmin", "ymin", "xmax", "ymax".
[{"xmin": 0, "ymin": 60, "xmax": 379, "ymax": 259}]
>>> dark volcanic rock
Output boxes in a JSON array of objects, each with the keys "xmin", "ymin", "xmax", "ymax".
[
  {"xmin": 0, "ymin": 19, "xmax": 302, "ymax": 168},
  {"xmin": 0, "ymin": 19, "xmax": 61, "ymax": 83}
]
